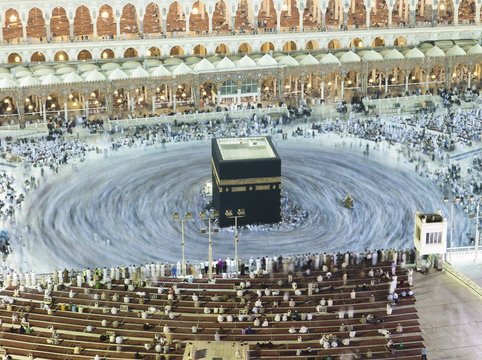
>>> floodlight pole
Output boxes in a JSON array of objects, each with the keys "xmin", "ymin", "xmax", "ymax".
[
  {"xmin": 173, "ymin": 212, "xmax": 192, "ymax": 277},
  {"xmin": 200, "ymin": 210, "xmax": 218, "ymax": 280},
  {"xmin": 443, "ymin": 197, "xmax": 460, "ymax": 264},
  {"xmin": 225, "ymin": 209, "xmax": 245, "ymax": 278}
]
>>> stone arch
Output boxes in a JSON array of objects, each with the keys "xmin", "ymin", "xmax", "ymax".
[
  {"xmin": 147, "ymin": 46, "xmax": 161, "ymax": 57},
  {"xmin": 280, "ymin": 0, "xmax": 300, "ymax": 31},
  {"xmin": 54, "ymin": 50, "xmax": 69, "ymax": 61},
  {"xmin": 45, "ymin": 93, "xmax": 61, "ymax": 112},
  {"xmin": 408, "ymin": 65, "xmax": 423, "ymax": 85},
  {"xmin": 7, "ymin": 53, "xmax": 22, "ymax": 63},
  {"xmin": 101, "ymin": 48, "xmax": 115, "ymax": 59},
  {"xmin": 31, "ymin": 51, "xmax": 46, "ymax": 62},
  {"xmin": 305, "ymin": 40, "xmax": 319, "ymax": 50},
  {"xmin": 166, "ymin": 1, "xmax": 186, "ymax": 33},
  {"xmin": 325, "ymin": 0, "xmax": 342, "ymax": 29},
  {"xmin": 175, "ymin": 83, "xmax": 194, "ymax": 107},
  {"xmin": 190, "ymin": 0, "xmax": 209, "ymax": 35},
  {"xmin": 370, "ymin": 0, "xmax": 389, "ymax": 27},
  {"xmin": 238, "ymin": 42, "xmax": 252, "ymax": 53},
  {"xmin": 415, "ymin": 0, "xmax": 433, "ymax": 23},
  {"xmin": 348, "ymin": 0, "xmax": 367, "ymax": 29},
  {"xmin": 73, "ymin": 6, "xmax": 93, "ymax": 38},
  {"xmin": 303, "ymin": 72, "xmax": 323, "ymax": 99},
  {"xmin": 212, "ymin": 0, "xmax": 230, "ymax": 34},
  {"xmin": 350, "ymin": 37, "xmax": 364, "ymax": 49},
  {"xmin": 429, "ymin": 64, "xmax": 445, "ymax": 86},
  {"xmin": 3, "ymin": 9, "xmax": 23, "ymax": 41},
  {"xmin": 200, "ymin": 81, "xmax": 218, "ymax": 107},
  {"xmin": 261, "ymin": 75, "xmax": 277, "ymax": 101},
  {"xmin": 328, "ymin": 39, "xmax": 341, "ymax": 49},
  {"xmin": 50, "ymin": 6, "xmax": 70, "ymax": 40},
  {"xmin": 78, "ymin": 49, "xmax": 93, "ymax": 60},
  {"xmin": 193, "ymin": 44, "xmax": 207, "ymax": 55},
  {"xmin": 124, "ymin": 47, "xmax": 138, "ymax": 58},
  {"xmin": 170, "ymin": 45, "xmax": 184, "ymax": 56},
  {"xmin": 24, "ymin": 95, "xmax": 41, "ymax": 114},
  {"xmin": 303, "ymin": 0, "xmax": 321, "ymax": 31},
  {"xmin": 392, "ymin": 0, "xmax": 410, "ymax": 26},
  {"xmin": 344, "ymin": 69, "xmax": 360, "ymax": 87},
  {"xmin": 260, "ymin": 41, "xmax": 275, "ymax": 53},
  {"xmin": 235, "ymin": 0, "xmax": 254, "ymax": 33},
  {"xmin": 282, "ymin": 74, "xmax": 302, "ymax": 104},
  {"xmin": 283, "ymin": 40, "xmax": 297, "ymax": 51},
  {"xmin": 366, "ymin": 67, "xmax": 386, "ymax": 91},
  {"xmin": 451, "ymin": 63, "xmax": 469, "ymax": 85},
  {"xmin": 387, "ymin": 66, "xmax": 406, "ymax": 95},
  {"xmin": 258, "ymin": 0, "xmax": 277, "ymax": 32},
  {"xmin": 215, "ymin": 43, "xmax": 230, "ymax": 54},
  {"xmin": 323, "ymin": 71, "xmax": 343, "ymax": 100},
  {"xmin": 372, "ymin": 37, "xmax": 385, "ymax": 47},
  {"xmin": 113, "ymin": 88, "xmax": 129, "ymax": 113},
  {"xmin": 0, "ymin": 97, "xmax": 16, "ymax": 117},
  {"xmin": 394, "ymin": 36, "xmax": 407, "ymax": 47},
  {"xmin": 97, "ymin": 5, "xmax": 116, "ymax": 38},
  {"xmin": 458, "ymin": 0, "xmax": 476, "ymax": 24},
  {"xmin": 144, "ymin": 2, "xmax": 162, "ymax": 36},
  {"xmin": 437, "ymin": 0, "xmax": 454, "ymax": 24},
  {"xmin": 27, "ymin": 7, "xmax": 47, "ymax": 40},
  {"xmin": 120, "ymin": 3, "xmax": 140, "ymax": 37}
]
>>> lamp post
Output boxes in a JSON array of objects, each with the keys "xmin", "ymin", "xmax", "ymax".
[
  {"xmin": 172, "ymin": 212, "xmax": 192, "ymax": 276},
  {"xmin": 225, "ymin": 209, "xmax": 246, "ymax": 277},
  {"xmin": 443, "ymin": 196, "xmax": 461, "ymax": 263},
  {"xmin": 469, "ymin": 195, "xmax": 480, "ymax": 263},
  {"xmin": 200, "ymin": 210, "xmax": 219, "ymax": 280}
]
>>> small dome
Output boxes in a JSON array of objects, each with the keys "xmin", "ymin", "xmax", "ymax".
[
  {"xmin": 299, "ymin": 54, "xmax": 319, "ymax": 66},
  {"xmin": 41, "ymin": 74, "xmax": 62, "ymax": 85},
  {"xmin": 237, "ymin": 55, "xmax": 257, "ymax": 67},
  {"xmin": 340, "ymin": 51, "xmax": 361, "ymax": 63},
  {"xmin": 149, "ymin": 65, "xmax": 171, "ymax": 77},
  {"xmin": 172, "ymin": 62, "xmax": 193, "ymax": 76},
  {"xmin": 362, "ymin": 50, "xmax": 383, "ymax": 61},
  {"xmin": 0, "ymin": 77, "xmax": 18, "ymax": 89},
  {"xmin": 446, "ymin": 45, "xmax": 466, "ymax": 56},
  {"xmin": 108, "ymin": 68, "xmax": 129, "ymax": 80},
  {"xmin": 467, "ymin": 43, "xmax": 482, "ymax": 55},
  {"xmin": 384, "ymin": 49, "xmax": 404, "ymax": 60},
  {"xmin": 194, "ymin": 58, "xmax": 215, "ymax": 71},
  {"xmin": 216, "ymin": 57, "xmax": 235, "ymax": 69},
  {"xmin": 84, "ymin": 69, "xmax": 106, "ymax": 82},
  {"xmin": 404, "ymin": 48, "xmax": 425, "ymax": 59},
  {"xmin": 130, "ymin": 67, "xmax": 150, "ymax": 78},
  {"xmin": 279, "ymin": 55, "xmax": 299, "ymax": 66},
  {"xmin": 63, "ymin": 72, "xmax": 84, "ymax": 83},
  {"xmin": 19, "ymin": 75, "xmax": 40, "ymax": 87},
  {"xmin": 320, "ymin": 53, "xmax": 339, "ymax": 64},
  {"xmin": 257, "ymin": 54, "xmax": 277, "ymax": 66},
  {"xmin": 425, "ymin": 46, "xmax": 445, "ymax": 57}
]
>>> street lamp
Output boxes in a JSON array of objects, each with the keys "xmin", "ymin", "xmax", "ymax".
[
  {"xmin": 469, "ymin": 195, "xmax": 480, "ymax": 262},
  {"xmin": 200, "ymin": 210, "xmax": 219, "ymax": 280},
  {"xmin": 443, "ymin": 196, "xmax": 461, "ymax": 263},
  {"xmin": 225, "ymin": 209, "xmax": 246, "ymax": 277},
  {"xmin": 172, "ymin": 212, "xmax": 193, "ymax": 276}
]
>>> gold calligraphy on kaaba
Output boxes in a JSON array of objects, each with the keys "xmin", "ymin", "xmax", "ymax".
[{"xmin": 212, "ymin": 158, "xmax": 281, "ymax": 187}]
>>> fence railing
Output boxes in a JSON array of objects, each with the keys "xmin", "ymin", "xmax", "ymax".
[
  {"xmin": 442, "ymin": 261, "xmax": 482, "ymax": 299},
  {"xmin": 110, "ymin": 106, "xmax": 289, "ymax": 128}
]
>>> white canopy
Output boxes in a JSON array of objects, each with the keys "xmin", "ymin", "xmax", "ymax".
[
  {"xmin": 320, "ymin": 53, "xmax": 340, "ymax": 64},
  {"xmin": 257, "ymin": 54, "xmax": 277, "ymax": 66},
  {"xmin": 41, "ymin": 74, "xmax": 62, "ymax": 85},
  {"xmin": 63, "ymin": 72, "xmax": 84, "ymax": 83},
  {"xmin": 149, "ymin": 65, "xmax": 171, "ymax": 77},
  {"xmin": 194, "ymin": 58, "xmax": 214, "ymax": 71},
  {"xmin": 216, "ymin": 57, "xmax": 236, "ymax": 69},
  {"xmin": 0, "ymin": 77, "xmax": 18, "ymax": 89},
  {"xmin": 84, "ymin": 69, "xmax": 106, "ymax": 82},
  {"xmin": 446, "ymin": 45, "xmax": 466, "ymax": 56},
  {"xmin": 172, "ymin": 62, "xmax": 193, "ymax": 76},
  {"xmin": 299, "ymin": 54, "xmax": 319, "ymax": 66},
  {"xmin": 405, "ymin": 48, "xmax": 425, "ymax": 59},
  {"xmin": 108, "ymin": 68, "xmax": 129, "ymax": 80},
  {"xmin": 425, "ymin": 46, "xmax": 445, "ymax": 57},
  {"xmin": 339, "ymin": 51, "xmax": 361, "ymax": 63},
  {"xmin": 279, "ymin": 55, "xmax": 299, "ymax": 66},
  {"xmin": 237, "ymin": 55, "xmax": 257, "ymax": 67},
  {"xmin": 130, "ymin": 67, "xmax": 150, "ymax": 78},
  {"xmin": 19, "ymin": 75, "xmax": 40, "ymax": 87}
]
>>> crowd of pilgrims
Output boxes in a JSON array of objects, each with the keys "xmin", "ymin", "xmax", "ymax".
[
  {"xmin": 0, "ymin": 100, "xmax": 480, "ymax": 257},
  {"xmin": 0, "ymin": 246, "xmax": 419, "ymax": 359}
]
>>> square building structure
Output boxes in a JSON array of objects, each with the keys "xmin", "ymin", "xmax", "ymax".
[{"xmin": 212, "ymin": 137, "xmax": 281, "ymax": 227}]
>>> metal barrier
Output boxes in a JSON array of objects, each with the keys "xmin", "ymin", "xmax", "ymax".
[
  {"xmin": 442, "ymin": 261, "xmax": 482, "ymax": 299},
  {"xmin": 446, "ymin": 245, "xmax": 481, "ymax": 257},
  {"xmin": 110, "ymin": 106, "xmax": 288, "ymax": 128}
]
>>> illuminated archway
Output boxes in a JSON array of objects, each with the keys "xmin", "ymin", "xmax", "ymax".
[
  {"xmin": 97, "ymin": 5, "xmax": 116, "ymax": 38},
  {"xmin": 73, "ymin": 6, "xmax": 93, "ymax": 38},
  {"xmin": 166, "ymin": 2, "xmax": 186, "ymax": 33},
  {"xmin": 215, "ymin": 43, "xmax": 229, "ymax": 55},
  {"xmin": 147, "ymin": 46, "xmax": 161, "ymax": 57},
  {"xmin": 238, "ymin": 43, "xmax": 252, "ymax": 54},
  {"xmin": 3, "ymin": 9, "xmax": 23, "ymax": 41},
  {"xmin": 328, "ymin": 39, "xmax": 341, "ymax": 49},
  {"xmin": 170, "ymin": 46, "xmax": 184, "ymax": 56},
  {"xmin": 283, "ymin": 41, "xmax": 297, "ymax": 52},
  {"xmin": 350, "ymin": 38, "xmax": 364, "ymax": 49},
  {"xmin": 7, "ymin": 53, "xmax": 22, "ymax": 63},
  {"xmin": 305, "ymin": 40, "xmax": 319, "ymax": 50},
  {"xmin": 31, "ymin": 51, "xmax": 46, "ymax": 62},
  {"xmin": 26, "ymin": 8, "xmax": 47, "ymax": 40},
  {"xmin": 260, "ymin": 41, "xmax": 275, "ymax": 53},
  {"xmin": 258, "ymin": 0, "xmax": 277, "ymax": 32},
  {"xmin": 101, "ymin": 49, "xmax": 115, "ymax": 60},
  {"xmin": 54, "ymin": 51, "xmax": 69, "ymax": 61},
  {"xmin": 124, "ymin": 47, "xmax": 138, "ymax": 58},
  {"xmin": 120, "ymin": 3, "xmax": 140, "ymax": 37},
  {"xmin": 50, "ymin": 6, "xmax": 70, "ymax": 39},
  {"xmin": 193, "ymin": 44, "xmax": 207, "ymax": 55},
  {"xmin": 77, "ymin": 50, "xmax": 93, "ymax": 61},
  {"xmin": 372, "ymin": 37, "xmax": 385, "ymax": 47},
  {"xmin": 190, "ymin": 1, "xmax": 209, "ymax": 35},
  {"xmin": 144, "ymin": 2, "xmax": 162, "ymax": 36}
]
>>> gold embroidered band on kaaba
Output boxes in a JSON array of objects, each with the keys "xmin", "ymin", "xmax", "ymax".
[{"xmin": 212, "ymin": 157, "xmax": 281, "ymax": 186}]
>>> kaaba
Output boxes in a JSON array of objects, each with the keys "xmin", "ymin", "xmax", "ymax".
[{"xmin": 212, "ymin": 137, "xmax": 281, "ymax": 227}]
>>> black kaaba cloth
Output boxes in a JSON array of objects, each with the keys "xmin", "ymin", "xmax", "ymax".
[{"xmin": 212, "ymin": 137, "xmax": 281, "ymax": 227}]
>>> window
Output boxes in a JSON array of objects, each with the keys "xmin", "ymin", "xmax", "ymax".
[
  {"xmin": 241, "ymin": 78, "xmax": 257, "ymax": 94},
  {"xmin": 425, "ymin": 232, "xmax": 442, "ymax": 244},
  {"xmin": 220, "ymin": 80, "xmax": 237, "ymax": 96}
]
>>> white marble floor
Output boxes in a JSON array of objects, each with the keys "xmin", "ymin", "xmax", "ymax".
[{"xmin": 413, "ymin": 270, "xmax": 482, "ymax": 359}]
